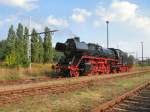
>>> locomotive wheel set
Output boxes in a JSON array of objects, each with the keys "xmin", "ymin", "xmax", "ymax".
[{"xmin": 53, "ymin": 37, "xmax": 133, "ymax": 77}]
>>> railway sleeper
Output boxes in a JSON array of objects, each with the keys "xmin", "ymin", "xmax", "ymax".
[
  {"xmin": 112, "ymin": 107, "xmax": 129, "ymax": 112},
  {"xmin": 129, "ymin": 96, "xmax": 150, "ymax": 102},
  {"xmin": 123, "ymin": 99, "xmax": 150, "ymax": 106},
  {"xmin": 118, "ymin": 103, "xmax": 150, "ymax": 112},
  {"xmin": 138, "ymin": 91, "xmax": 150, "ymax": 96},
  {"xmin": 122, "ymin": 100, "xmax": 150, "ymax": 108},
  {"xmin": 112, "ymin": 107, "xmax": 137, "ymax": 112}
]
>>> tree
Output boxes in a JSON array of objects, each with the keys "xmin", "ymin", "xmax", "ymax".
[
  {"xmin": 43, "ymin": 27, "xmax": 52, "ymax": 63},
  {"xmin": 0, "ymin": 40, "xmax": 7, "ymax": 60},
  {"xmin": 16, "ymin": 23, "xmax": 24, "ymax": 66},
  {"xmin": 128, "ymin": 55, "xmax": 135, "ymax": 67},
  {"xmin": 5, "ymin": 25, "xmax": 17, "ymax": 66},
  {"xmin": 38, "ymin": 36, "xmax": 44, "ymax": 63},
  {"xmin": 2, "ymin": 24, "xmax": 57, "ymax": 66},
  {"xmin": 52, "ymin": 48, "xmax": 63, "ymax": 62},
  {"xmin": 22, "ymin": 27, "xmax": 30, "ymax": 66},
  {"xmin": 31, "ymin": 29, "xmax": 39, "ymax": 62},
  {"xmin": 144, "ymin": 59, "xmax": 150, "ymax": 66}
]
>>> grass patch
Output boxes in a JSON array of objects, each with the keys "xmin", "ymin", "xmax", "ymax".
[
  {"xmin": 0, "ymin": 63, "xmax": 52, "ymax": 80},
  {"xmin": 0, "ymin": 65, "xmax": 149, "ymax": 81},
  {"xmin": 4, "ymin": 73, "xmax": 21, "ymax": 80}
]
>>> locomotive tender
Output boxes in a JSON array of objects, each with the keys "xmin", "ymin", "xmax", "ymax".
[{"xmin": 54, "ymin": 37, "xmax": 132, "ymax": 77}]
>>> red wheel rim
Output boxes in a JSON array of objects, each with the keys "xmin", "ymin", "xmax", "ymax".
[{"xmin": 70, "ymin": 71, "xmax": 79, "ymax": 77}]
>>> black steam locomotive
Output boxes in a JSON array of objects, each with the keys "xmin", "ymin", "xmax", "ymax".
[{"xmin": 54, "ymin": 37, "xmax": 132, "ymax": 77}]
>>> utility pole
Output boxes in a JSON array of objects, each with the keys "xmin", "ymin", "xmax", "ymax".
[
  {"xmin": 136, "ymin": 51, "xmax": 138, "ymax": 60},
  {"xmin": 141, "ymin": 42, "xmax": 144, "ymax": 68},
  {"xmin": 117, "ymin": 44, "xmax": 119, "ymax": 49},
  {"xmin": 106, "ymin": 21, "xmax": 109, "ymax": 48},
  {"xmin": 135, "ymin": 51, "xmax": 138, "ymax": 65}
]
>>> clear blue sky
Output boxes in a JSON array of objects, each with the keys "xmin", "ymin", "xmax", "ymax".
[{"xmin": 0, "ymin": 0, "xmax": 150, "ymax": 57}]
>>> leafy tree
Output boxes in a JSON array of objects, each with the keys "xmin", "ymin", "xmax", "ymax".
[
  {"xmin": 2, "ymin": 24, "xmax": 59, "ymax": 66},
  {"xmin": 31, "ymin": 29, "xmax": 39, "ymax": 62},
  {"xmin": 16, "ymin": 23, "xmax": 24, "ymax": 65},
  {"xmin": 146, "ymin": 59, "xmax": 150, "ymax": 66},
  {"xmin": 0, "ymin": 40, "xmax": 7, "ymax": 60},
  {"xmin": 5, "ymin": 25, "xmax": 17, "ymax": 66},
  {"xmin": 38, "ymin": 36, "xmax": 44, "ymax": 63},
  {"xmin": 22, "ymin": 27, "xmax": 30, "ymax": 66},
  {"xmin": 52, "ymin": 48, "xmax": 63, "ymax": 62},
  {"xmin": 43, "ymin": 27, "xmax": 52, "ymax": 63},
  {"xmin": 127, "ymin": 55, "xmax": 135, "ymax": 67}
]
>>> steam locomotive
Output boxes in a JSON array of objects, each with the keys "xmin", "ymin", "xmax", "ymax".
[{"xmin": 54, "ymin": 37, "xmax": 132, "ymax": 77}]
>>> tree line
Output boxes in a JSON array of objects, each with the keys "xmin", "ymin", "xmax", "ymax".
[{"xmin": 0, "ymin": 23, "xmax": 63, "ymax": 67}]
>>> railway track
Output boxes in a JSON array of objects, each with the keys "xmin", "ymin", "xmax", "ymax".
[
  {"xmin": 0, "ymin": 77, "xmax": 51, "ymax": 86},
  {"xmin": 0, "ymin": 68, "xmax": 149, "ymax": 86},
  {"xmin": 0, "ymin": 70, "xmax": 150, "ymax": 106},
  {"xmin": 93, "ymin": 82, "xmax": 150, "ymax": 112}
]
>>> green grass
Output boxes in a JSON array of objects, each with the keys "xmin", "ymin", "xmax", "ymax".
[
  {"xmin": 0, "ymin": 63, "xmax": 52, "ymax": 80},
  {"xmin": 0, "ymin": 73, "xmax": 150, "ymax": 112},
  {"xmin": 3, "ymin": 73, "xmax": 21, "ymax": 80}
]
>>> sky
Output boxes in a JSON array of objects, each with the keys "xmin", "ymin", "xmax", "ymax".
[{"xmin": 0, "ymin": 0, "xmax": 150, "ymax": 58}]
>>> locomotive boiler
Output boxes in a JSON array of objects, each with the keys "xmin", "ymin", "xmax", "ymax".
[{"xmin": 54, "ymin": 37, "xmax": 132, "ymax": 77}]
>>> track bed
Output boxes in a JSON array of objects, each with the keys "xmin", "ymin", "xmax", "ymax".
[
  {"xmin": 0, "ymin": 71, "xmax": 150, "ymax": 112},
  {"xmin": 106, "ymin": 84, "xmax": 150, "ymax": 112},
  {"xmin": 0, "ymin": 70, "xmax": 148, "ymax": 106}
]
